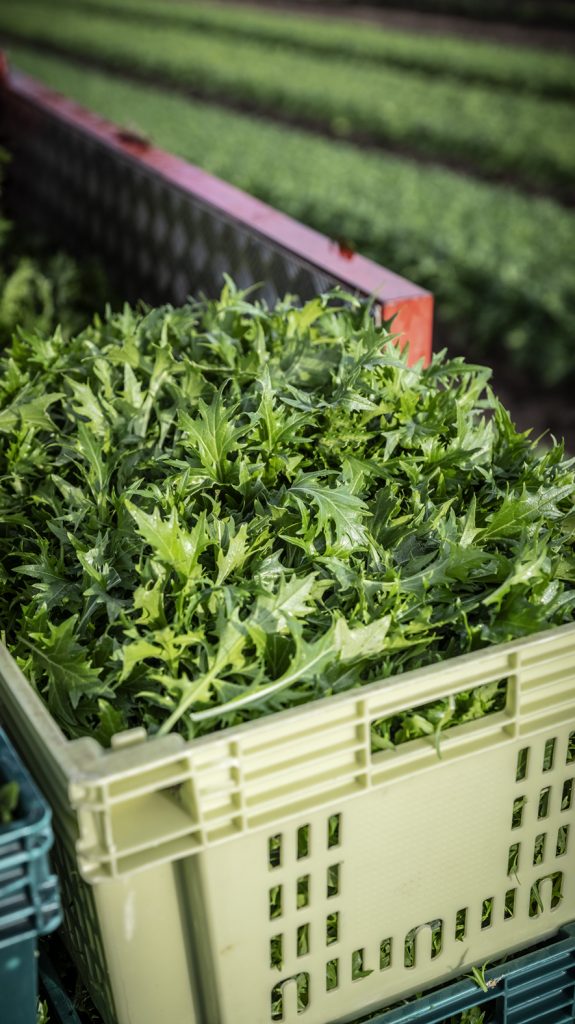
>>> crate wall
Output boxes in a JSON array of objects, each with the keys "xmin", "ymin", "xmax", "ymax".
[{"xmin": 0, "ymin": 623, "xmax": 573, "ymax": 1024}]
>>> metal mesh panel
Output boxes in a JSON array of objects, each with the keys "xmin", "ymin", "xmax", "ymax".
[{"xmin": 1, "ymin": 94, "xmax": 335, "ymax": 307}]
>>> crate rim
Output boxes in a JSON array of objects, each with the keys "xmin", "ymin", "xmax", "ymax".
[
  {"xmin": 0, "ymin": 57, "xmax": 433, "ymax": 352},
  {"xmin": 1, "ymin": 620, "xmax": 574, "ymax": 779}
]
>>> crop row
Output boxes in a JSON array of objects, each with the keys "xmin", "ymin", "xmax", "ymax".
[
  {"xmin": 9, "ymin": 45, "xmax": 575, "ymax": 387},
  {"xmin": 17, "ymin": 0, "xmax": 575, "ymax": 101},
  {"xmin": 1, "ymin": 3, "xmax": 574, "ymax": 200},
  {"xmin": 277, "ymin": 0, "xmax": 575, "ymax": 30}
]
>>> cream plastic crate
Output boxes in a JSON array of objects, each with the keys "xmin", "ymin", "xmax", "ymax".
[{"xmin": 0, "ymin": 622, "xmax": 574, "ymax": 1024}]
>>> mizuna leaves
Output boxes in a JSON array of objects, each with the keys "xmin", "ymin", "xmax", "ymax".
[{"xmin": 0, "ymin": 283, "xmax": 574, "ymax": 744}]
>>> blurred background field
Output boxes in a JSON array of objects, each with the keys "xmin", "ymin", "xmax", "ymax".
[{"xmin": 0, "ymin": 0, "xmax": 574, "ymax": 447}]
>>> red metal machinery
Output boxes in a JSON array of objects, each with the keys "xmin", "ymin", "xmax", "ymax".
[{"xmin": 0, "ymin": 58, "xmax": 433, "ymax": 363}]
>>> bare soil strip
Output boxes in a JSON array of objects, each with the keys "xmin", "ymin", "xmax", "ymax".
[{"xmin": 213, "ymin": 0, "xmax": 575, "ymax": 53}]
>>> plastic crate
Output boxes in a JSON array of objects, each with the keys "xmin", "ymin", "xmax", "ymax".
[
  {"xmin": 369, "ymin": 921, "xmax": 575, "ymax": 1023},
  {"xmin": 0, "ymin": 623, "xmax": 574, "ymax": 1024},
  {"xmin": 0, "ymin": 60, "xmax": 433, "ymax": 365},
  {"xmin": 0, "ymin": 727, "xmax": 61, "ymax": 1024},
  {"xmin": 36, "ymin": 923, "xmax": 575, "ymax": 1024},
  {"xmin": 39, "ymin": 946, "xmax": 82, "ymax": 1024}
]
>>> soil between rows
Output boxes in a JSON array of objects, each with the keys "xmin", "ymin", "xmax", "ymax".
[{"xmin": 213, "ymin": 0, "xmax": 575, "ymax": 54}]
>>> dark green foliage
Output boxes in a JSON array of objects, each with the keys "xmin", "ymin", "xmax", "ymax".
[
  {"xmin": 0, "ymin": 250, "xmax": 105, "ymax": 346},
  {"xmin": 0, "ymin": 780, "xmax": 19, "ymax": 824},
  {"xmin": 1, "ymin": 283, "xmax": 573, "ymax": 745},
  {"xmin": 0, "ymin": 184, "xmax": 106, "ymax": 347}
]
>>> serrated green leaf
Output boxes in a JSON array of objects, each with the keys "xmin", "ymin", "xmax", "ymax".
[
  {"xmin": 179, "ymin": 392, "xmax": 243, "ymax": 481},
  {"xmin": 334, "ymin": 616, "xmax": 391, "ymax": 662},
  {"xmin": 126, "ymin": 501, "xmax": 207, "ymax": 578},
  {"xmin": 289, "ymin": 473, "xmax": 371, "ymax": 546},
  {"xmin": 23, "ymin": 614, "xmax": 104, "ymax": 711},
  {"xmin": 216, "ymin": 521, "xmax": 250, "ymax": 585}
]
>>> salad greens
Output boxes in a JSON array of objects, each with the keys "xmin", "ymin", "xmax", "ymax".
[
  {"xmin": 0, "ymin": 779, "xmax": 19, "ymax": 823},
  {"xmin": 0, "ymin": 170, "xmax": 106, "ymax": 346},
  {"xmin": 0, "ymin": 249, "xmax": 103, "ymax": 346},
  {"xmin": 0, "ymin": 281, "xmax": 574, "ymax": 746}
]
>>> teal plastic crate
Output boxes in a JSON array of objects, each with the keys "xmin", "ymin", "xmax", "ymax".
[
  {"xmin": 39, "ymin": 947, "xmax": 82, "ymax": 1024},
  {"xmin": 0, "ymin": 726, "xmax": 61, "ymax": 1024},
  {"xmin": 367, "ymin": 921, "xmax": 575, "ymax": 1024}
]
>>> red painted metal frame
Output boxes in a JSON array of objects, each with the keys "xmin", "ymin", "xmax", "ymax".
[{"xmin": 0, "ymin": 59, "xmax": 433, "ymax": 365}]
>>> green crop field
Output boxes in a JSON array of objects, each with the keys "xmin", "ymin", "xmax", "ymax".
[
  {"xmin": 15, "ymin": 0, "xmax": 575, "ymax": 100},
  {"xmin": 7, "ymin": 45, "xmax": 575, "ymax": 386},
  {"xmin": 1, "ymin": 0, "xmax": 574, "ymax": 387},
  {"xmin": 1, "ymin": 2, "xmax": 574, "ymax": 198},
  {"xmin": 240, "ymin": 0, "xmax": 575, "ymax": 29}
]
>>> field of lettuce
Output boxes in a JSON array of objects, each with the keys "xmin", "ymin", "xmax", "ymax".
[
  {"xmin": 11, "ymin": 49, "xmax": 575, "ymax": 373},
  {"xmin": 2, "ymin": 1, "xmax": 568, "ymax": 407},
  {"xmin": 12, "ymin": 0, "xmax": 575, "ymax": 96},
  {"xmin": 248, "ymin": 0, "xmax": 575, "ymax": 27},
  {"xmin": 3, "ymin": 2, "xmax": 575, "ymax": 199},
  {"xmin": 1, "ymin": 0, "xmax": 574, "ymax": 405}
]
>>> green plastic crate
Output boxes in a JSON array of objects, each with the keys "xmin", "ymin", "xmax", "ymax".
[
  {"xmin": 0, "ymin": 726, "xmax": 61, "ymax": 1024},
  {"xmin": 0, "ymin": 623, "xmax": 574, "ymax": 1024}
]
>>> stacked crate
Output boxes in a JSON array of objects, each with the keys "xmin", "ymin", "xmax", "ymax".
[{"xmin": 0, "ymin": 728, "xmax": 61, "ymax": 1024}]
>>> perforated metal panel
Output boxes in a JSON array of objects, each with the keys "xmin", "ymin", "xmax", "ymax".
[
  {"xmin": 2, "ymin": 97, "xmax": 334, "ymax": 308},
  {"xmin": 0, "ymin": 66, "xmax": 433, "ymax": 363}
]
